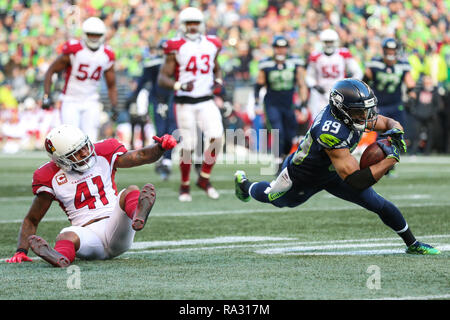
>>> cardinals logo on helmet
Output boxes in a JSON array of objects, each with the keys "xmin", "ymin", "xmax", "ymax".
[{"xmin": 45, "ymin": 138, "xmax": 56, "ymax": 154}]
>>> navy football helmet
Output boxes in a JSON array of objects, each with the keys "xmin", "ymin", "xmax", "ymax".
[
  {"xmin": 329, "ymin": 79, "xmax": 378, "ymax": 132},
  {"xmin": 272, "ymin": 35, "xmax": 289, "ymax": 48},
  {"xmin": 272, "ymin": 35, "xmax": 289, "ymax": 62},
  {"xmin": 382, "ymin": 37, "xmax": 399, "ymax": 64}
]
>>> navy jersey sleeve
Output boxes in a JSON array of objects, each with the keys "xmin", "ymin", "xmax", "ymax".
[{"xmin": 310, "ymin": 113, "xmax": 354, "ymax": 151}]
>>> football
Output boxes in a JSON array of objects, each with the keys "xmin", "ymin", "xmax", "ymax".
[{"xmin": 359, "ymin": 139, "xmax": 391, "ymax": 169}]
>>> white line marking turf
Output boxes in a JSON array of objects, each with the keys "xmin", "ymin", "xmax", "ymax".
[
  {"xmin": 1, "ymin": 201, "xmax": 450, "ymax": 224},
  {"xmin": 1, "ymin": 234, "xmax": 449, "ymax": 262}
]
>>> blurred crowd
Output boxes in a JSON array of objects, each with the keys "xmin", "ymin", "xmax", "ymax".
[{"xmin": 0, "ymin": 0, "xmax": 449, "ymax": 154}]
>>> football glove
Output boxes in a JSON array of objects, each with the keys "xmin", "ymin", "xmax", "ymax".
[
  {"xmin": 174, "ymin": 80, "xmax": 194, "ymax": 92},
  {"xmin": 41, "ymin": 95, "xmax": 53, "ymax": 110},
  {"xmin": 153, "ymin": 134, "xmax": 177, "ymax": 150},
  {"xmin": 380, "ymin": 128, "xmax": 407, "ymax": 153},
  {"xmin": 6, "ymin": 251, "xmax": 33, "ymax": 263},
  {"xmin": 212, "ymin": 78, "xmax": 224, "ymax": 96},
  {"xmin": 377, "ymin": 141, "xmax": 400, "ymax": 162}
]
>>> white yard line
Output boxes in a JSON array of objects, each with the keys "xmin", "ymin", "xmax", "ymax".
[
  {"xmin": 1, "ymin": 234, "xmax": 449, "ymax": 262},
  {"xmin": 1, "ymin": 200, "xmax": 450, "ymax": 223}
]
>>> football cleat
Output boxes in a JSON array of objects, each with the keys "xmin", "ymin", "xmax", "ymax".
[
  {"xmin": 132, "ymin": 184, "xmax": 156, "ymax": 231},
  {"xmin": 406, "ymin": 241, "xmax": 441, "ymax": 255},
  {"xmin": 234, "ymin": 170, "xmax": 250, "ymax": 202},
  {"xmin": 179, "ymin": 185, "xmax": 192, "ymax": 202},
  {"xmin": 205, "ymin": 185, "xmax": 219, "ymax": 199},
  {"xmin": 28, "ymin": 235, "xmax": 71, "ymax": 268},
  {"xmin": 196, "ymin": 178, "xmax": 219, "ymax": 200}
]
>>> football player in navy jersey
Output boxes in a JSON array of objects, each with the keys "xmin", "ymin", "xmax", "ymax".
[
  {"xmin": 131, "ymin": 39, "xmax": 176, "ymax": 180},
  {"xmin": 235, "ymin": 79, "xmax": 439, "ymax": 255},
  {"xmin": 363, "ymin": 37, "xmax": 416, "ymax": 130},
  {"xmin": 254, "ymin": 35, "xmax": 309, "ymax": 173}
]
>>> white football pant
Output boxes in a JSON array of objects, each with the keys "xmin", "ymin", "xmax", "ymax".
[
  {"xmin": 59, "ymin": 190, "xmax": 135, "ymax": 260},
  {"xmin": 60, "ymin": 100, "xmax": 101, "ymax": 142}
]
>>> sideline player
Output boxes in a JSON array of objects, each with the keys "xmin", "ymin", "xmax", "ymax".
[
  {"xmin": 42, "ymin": 17, "xmax": 118, "ymax": 142},
  {"xmin": 363, "ymin": 37, "xmax": 416, "ymax": 131},
  {"xmin": 254, "ymin": 35, "xmax": 308, "ymax": 174},
  {"xmin": 6, "ymin": 124, "xmax": 177, "ymax": 267},
  {"xmin": 158, "ymin": 7, "xmax": 224, "ymax": 202},
  {"xmin": 306, "ymin": 29, "xmax": 363, "ymax": 120},
  {"xmin": 234, "ymin": 79, "xmax": 439, "ymax": 255},
  {"xmin": 131, "ymin": 39, "xmax": 176, "ymax": 181}
]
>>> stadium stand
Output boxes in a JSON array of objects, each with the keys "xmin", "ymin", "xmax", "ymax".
[{"xmin": 0, "ymin": 0, "xmax": 448, "ymax": 153}]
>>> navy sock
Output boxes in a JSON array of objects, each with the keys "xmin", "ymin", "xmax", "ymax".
[
  {"xmin": 378, "ymin": 200, "xmax": 416, "ymax": 246},
  {"xmin": 249, "ymin": 181, "xmax": 271, "ymax": 203}
]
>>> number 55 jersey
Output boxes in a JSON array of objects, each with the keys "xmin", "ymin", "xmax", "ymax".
[
  {"xmin": 32, "ymin": 139, "xmax": 127, "ymax": 227},
  {"xmin": 286, "ymin": 104, "xmax": 362, "ymax": 186}
]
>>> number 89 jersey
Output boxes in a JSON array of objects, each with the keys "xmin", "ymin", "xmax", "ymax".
[
  {"xmin": 287, "ymin": 105, "xmax": 362, "ymax": 185},
  {"xmin": 32, "ymin": 139, "xmax": 127, "ymax": 227}
]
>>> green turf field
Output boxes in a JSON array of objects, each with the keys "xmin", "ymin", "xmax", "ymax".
[{"xmin": 0, "ymin": 151, "xmax": 449, "ymax": 300}]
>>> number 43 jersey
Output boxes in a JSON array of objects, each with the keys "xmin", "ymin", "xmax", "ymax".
[
  {"xmin": 32, "ymin": 139, "xmax": 127, "ymax": 227},
  {"xmin": 163, "ymin": 35, "xmax": 221, "ymax": 99},
  {"xmin": 287, "ymin": 105, "xmax": 362, "ymax": 186}
]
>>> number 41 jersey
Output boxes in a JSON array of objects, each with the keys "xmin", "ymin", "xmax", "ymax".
[
  {"xmin": 32, "ymin": 139, "xmax": 127, "ymax": 227},
  {"xmin": 287, "ymin": 105, "xmax": 363, "ymax": 186}
]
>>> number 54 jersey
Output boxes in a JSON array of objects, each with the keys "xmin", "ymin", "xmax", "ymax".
[
  {"xmin": 61, "ymin": 39, "xmax": 115, "ymax": 103},
  {"xmin": 286, "ymin": 105, "xmax": 363, "ymax": 186},
  {"xmin": 32, "ymin": 139, "xmax": 127, "ymax": 227}
]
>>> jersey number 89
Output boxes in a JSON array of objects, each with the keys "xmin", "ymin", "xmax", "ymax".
[{"xmin": 322, "ymin": 120, "xmax": 341, "ymax": 134}]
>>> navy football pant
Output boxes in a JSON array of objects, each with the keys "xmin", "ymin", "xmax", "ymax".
[
  {"xmin": 149, "ymin": 97, "xmax": 177, "ymax": 160},
  {"xmin": 249, "ymin": 173, "xmax": 408, "ymax": 233},
  {"xmin": 265, "ymin": 104, "xmax": 298, "ymax": 156}
]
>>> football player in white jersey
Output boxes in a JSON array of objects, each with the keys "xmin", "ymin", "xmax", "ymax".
[
  {"xmin": 42, "ymin": 17, "xmax": 118, "ymax": 142},
  {"xmin": 305, "ymin": 29, "xmax": 363, "ymax": 119},
  {"xmin": 158, "ymin": 7, "xmax": 224, "ymax": 202},
  {"xmin": 6, "ymin": 124, "xmax": 177, "ymax": 267}
]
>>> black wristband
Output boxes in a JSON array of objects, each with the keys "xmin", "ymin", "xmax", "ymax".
[
  {"xmin": 16, "ymin": 248, "xmax": 28, "ymax": 255},
  {"xmin": 344, "ymin": 167, "xmax": 377, "ymax": 191},
  {"xmin": 157, "ymin": 143, "xmax": 165, "ymax": 151}
]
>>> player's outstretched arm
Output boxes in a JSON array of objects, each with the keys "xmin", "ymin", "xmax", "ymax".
[
  {"xmin": 326, "ymin": 148, "xmax": 397, "ymax": 191},
  {"xmin": 115, "ymin": 135, "xmax": 177, "ymax": 169},
  {"xmin": 7, "ymin": 193, "xmax": 53, "ymax": 263}
]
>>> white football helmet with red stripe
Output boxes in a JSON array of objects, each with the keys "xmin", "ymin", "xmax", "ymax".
[{"xmin": 45, "ymin": 125, "xmax": 96, "ymax": 173}]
